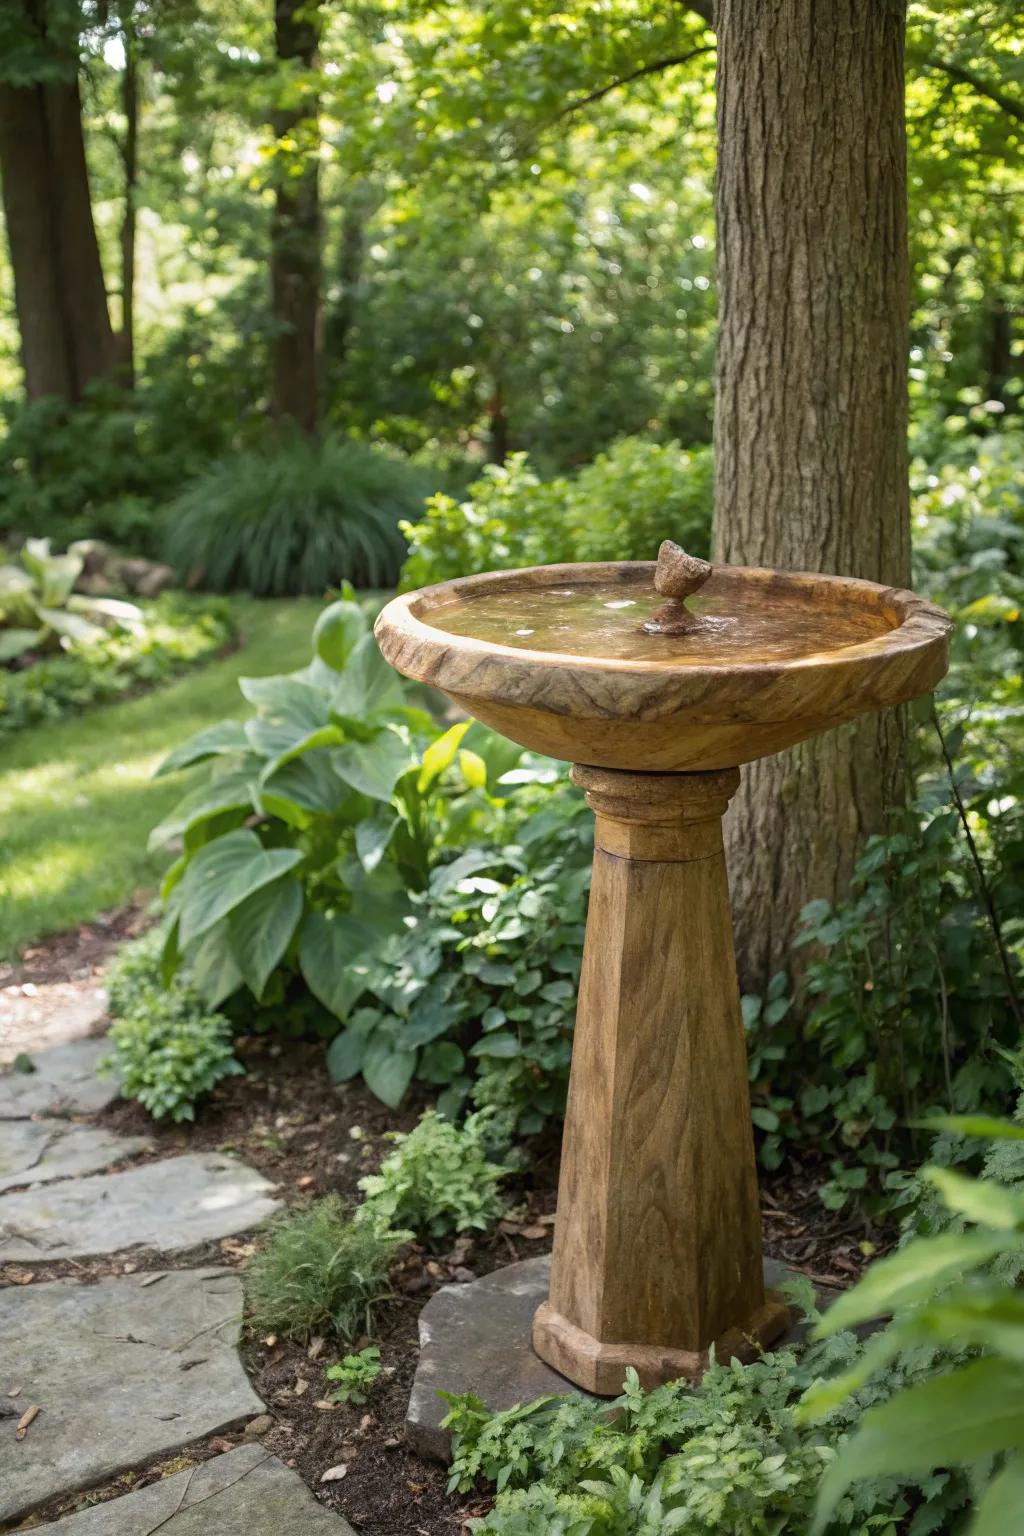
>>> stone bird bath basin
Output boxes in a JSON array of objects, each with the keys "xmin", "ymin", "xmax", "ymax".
[{"xmin": 375, "ymin": 547, "xmax": 951, "ymax": 1395}]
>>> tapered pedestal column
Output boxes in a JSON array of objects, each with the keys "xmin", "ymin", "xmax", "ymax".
[{"xmin": 533, "ymin": 765, "xmax": 790, "ymax": 1394}]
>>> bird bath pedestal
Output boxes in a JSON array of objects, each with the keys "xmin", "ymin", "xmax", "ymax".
[{"xmin": 376, "ymin": 549, "xmax": 950, "ymax": 1398}]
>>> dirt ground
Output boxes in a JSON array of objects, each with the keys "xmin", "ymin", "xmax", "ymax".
[{"xmin": 1, "ymin": 909, "xmax": 882, "ymax": 1535}]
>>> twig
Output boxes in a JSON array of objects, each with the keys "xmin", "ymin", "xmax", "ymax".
[
  {"xmin": 931, "ymin": 707, "xmax": 1024, "ymax": 1032},
  {"xmin": 548, "ymin": 45, "xmax": 715, "ymax": 125},
  {"xmin": 140, "ymin": 1454, "xmax": 274, "ymax": 1536}
]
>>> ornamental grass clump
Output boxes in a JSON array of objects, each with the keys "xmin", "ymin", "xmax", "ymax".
[{"xmin": 246, "ymin": 1195, "xmax": 408, "ymax": 1342}]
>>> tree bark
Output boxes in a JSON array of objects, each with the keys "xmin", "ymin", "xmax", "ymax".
[
  {"xmin": 271, "ymin": 0, "xmax": 321, "ymax": 433},
  {"xmin": 713, "ymin": 0, "xmax": 911, "ymax": 996},
  {"xmin": 0, "ymin": 3, "xmax": 115, "ymax": 401},
  {"xmin": 116, "ymin": 18, "xmax": 140, "ymax": 384}
]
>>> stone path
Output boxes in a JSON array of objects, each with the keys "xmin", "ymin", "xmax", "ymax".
[
  {"xmin": 0, "ymin": 1038, "xmax": 120, "ymax": 1119},
  {"xmin": 0, "ymin": 1120, "xmax": 150, "ymax": 1194},
  {"xmin": 0, "ymin": 1039, "xmax": 355, "ymax": 1533},
  {"xmin": 0, "ymin": 1153, "xmax": 279, "ymax": 1261},
  {"xmin": 28, "ymin": 1445, "xmax": 354, "ymax": 1534}
]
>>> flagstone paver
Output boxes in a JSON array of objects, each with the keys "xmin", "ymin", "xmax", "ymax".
[
  {"xmin": 0, "ymin": 1118, "xmax": 150, "ymax": 1193},
  {"xmin": 0, "ymin": 1269, "xmax": 265, "ymax": 1525},
  {"xmin": 27, "ymin": 1444, "xmax": 357, "ymax": 1534},
  {"xmin": 0, "ymin": 1152, "xmax": 279, "ymax": 1261},
  {"xmin": 0, "ymin": 1038, "xmax": 120, "ymax": 1119}
]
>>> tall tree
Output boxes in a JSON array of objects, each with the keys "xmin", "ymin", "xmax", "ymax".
[
  {"xmin": 270, "ymin": 0, "xmax": 321, "ymax": 432},
  {"xmin": 0, "ymin": 1, "xmax": 116, "ymax": 400},
  {"xmin": 713, "ymin": 0, "xmax": 912, "ymax": 993}
]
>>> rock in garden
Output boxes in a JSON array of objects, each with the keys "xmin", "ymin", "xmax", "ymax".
[
  {"xmin": 0, "ymin": 1152, "xmax": 279, "ymax": 1261},
  {"xmin": 26, "ymin": 1444, "xmax": 357, "ymax": 1534},
  {"xmin": 0, "ymin": 1119, "xmax": 150, "ymax": 1193},
  {"xmin": 0, "ymin": 1270, "xmax": 265, "ymax": 1524},
  {"xmin": 0, "ymin": 1038, "xmax": 119, "ymax": 1120},
  {"xmin": 406, "ymin": 1255, "xmax": 591, "ymax": 1461}
]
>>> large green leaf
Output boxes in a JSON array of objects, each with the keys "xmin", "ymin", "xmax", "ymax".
[
  {"xmin": 333, "ymin": 730, "xmax": 416, "ymax": 802},
  {"xmin": 190, "ymin": 922, "xmax": 244, "ymax": 1008},
  {"xmin": 260, "ymin": 723, "xmax": 346, "ymax": 782},
  {"xmin": 927, "ymin": 1167, "xmax": 1024, "ymax": 1230},
  {"xmin": 228, "ymin": 877, "xmax": 303, "ymax": 998},
  {"xmin": 156, "ymin": 721, "xmax": 250, "ymax": 777},
  {"xmin": 970, "ymin": 1455, "xmax": 1024, "ymax": 1536},
  {"xmin": 242, "ymin": 676, "xmax": 330, "ymax": 761},
  {"xmin": 916, "ymin": 1115, "xmax": 1024, "ymax": 1143},
  {"xmin": 815, "ymin": 1229, "xmax": 1020, "ymax": 1338},
  {"xmin": 299, "ymin": 910, "xmax": 377, "ymax": 1021},
  {"xmin": 812, "ymin": 1358, "xmax": 1024, "ymax": 1534},
  {"xmin": 177, "ymin": 829, "xmax": 302, "ymax": 948},
  {"xmin": 22, "ymin": 538, "xmax": 80, "ymax": 606},
  {"xmin": 260, "ymin": 752, "xmax": 350, "ymax": 823},
  {"xmin": 147, "ymin": 767, "xmax": 259, "ymax": 851},
  {"xmin": 0, "ymin": 627, "xmax": 41, "ymax": 662},
  {"xmin": 38, "ymin": 606, "xmax": 103, "ymax": 645},
  {"xmin": 362, "ymin": 1034, "xmax": 416, "ymax": 1108},
  {"xmin": 329, "ymin": 632, "xmax": 405, "ymax": 719},
  {"xmin": 313, "ymin": 599, "xmax": 367, "ymax": 670}
]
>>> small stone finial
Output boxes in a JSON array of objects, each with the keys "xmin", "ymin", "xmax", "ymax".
[
  {"xmin": 642, "ymin": 541, "xmax": 712, "ymax": 636},
  {"xmin": 654, "ymin": 540, "xmax": 712, "ymax": 601}
]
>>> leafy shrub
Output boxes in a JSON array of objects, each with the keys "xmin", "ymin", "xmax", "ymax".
[
  {"xmin": 325, "ymin": 1345, "xmax": 381, "ymax": 1404},
  {"xmin": 104, "ymin": 936, "xmax": 244, "ymax": 1122},
  {"xmin": 0, "ymin": 537, "xmax": 145, "ymax": 663},
  {"xmin": 150, "ymin": 592, "xmax": 512, "ymax": 1032},
  {"xmin": 0, "ymin": 594, "xmax": 234, "ymax": 740},
  {"xmin": 802, "ymin": 1115, "xmax": 1024, "ymax": 1533},
  {"xmin": 245, "ymin": 1195, "xmax": 406, "ymax": 1342},
  {"xmin": 331, "ymin": 774, "xmax": 591, "ymax": 1129},
  {"xmin": 399, "ymin": 437, "xmax": 712, "ymax": 590},
  {"xmin": 444, "ymin": 1318, "xmax": 970, "ymax": 1535},
  {"xmin": 164, "ymin": 434, "xmax": 435, "ymax": 595},
  {"xmin": 356, "ymin": 1110, "xmax": 508, "ymax": 1239}
]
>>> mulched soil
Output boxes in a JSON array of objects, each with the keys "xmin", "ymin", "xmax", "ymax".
[{"xmin": 1, "ymin": 911, "xmax": 889, "ymax": 1536}]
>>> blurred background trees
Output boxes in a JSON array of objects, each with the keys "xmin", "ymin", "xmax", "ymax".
[{"xmin": 0, "ymin": 0, "xmax": 1020, "ymax": 987}]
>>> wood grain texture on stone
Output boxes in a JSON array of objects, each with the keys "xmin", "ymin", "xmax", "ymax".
[
  {"xmin": 375, "ymin": 563, "xmax": 950, "ymax": 772},
  {"xmin": 531, "ymin": 768, "xmax": 786, "ymax": 1393}
]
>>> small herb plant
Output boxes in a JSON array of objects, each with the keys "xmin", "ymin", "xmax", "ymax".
[
  {"xmin": 245, "ymin": 1196, "xmax": 408, "ymax": 1342},
  {"xmin": 103, "ymin": 932, "xmax": 243, "ymax": 1122},
  {"xmin": 325, "ymin": 1345, "xmax": 382, "ymax": 1405},
  {"xmin": 357, "ymin": 1110, "xmax": 509, "ymax": 1240},
  {"xmin": 0, "ymin": 536, "xmax": 145, "ymax": 663}
]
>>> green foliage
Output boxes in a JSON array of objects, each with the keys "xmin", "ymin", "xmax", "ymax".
[
  {"xmin": 104, "ymin": 932, "xmax": 244, "ymax": 1122},
  {"xmin": 150, "ymin": 592, "xmax": 511, "ymax": 1036},
  {"xmin": 245, "ymin": 1195, "xmax": 406, "ymax": 1343},
  {"xmin": 325, "ymin": 1345, "xmax": 382, "ymax": 1405},
  {"xmin": 0, "ymin": 594, "xmax": 233, "ymax": 740},
  {"xmin": 0, "ymin": 377, "xmax": 237, "ymax": 554},
  {"xmin": 802, "ymin": 1119, "xmax": 1024, "ymax": 1535},
  {"xmin": 356, "ymin": 1110, "xmax": 509, "ymax": 1239},
  {"xmin": 444, "ymin": 1334, "xmax": 969, "ymax": 1535},
  {"xmin": 0, "ymin": 537, "xmax": 145, "ymax": 663},
  {"xmin": 333, "ymin": 775, "xmax": 591, "ymax": 1131},
  {"xmin": 399, "ymin": 438, "xmax": 712, "ymax": 590},
  {"xmin": 163, "ymin": 435, "xmax": 434, "ymax": 596}
]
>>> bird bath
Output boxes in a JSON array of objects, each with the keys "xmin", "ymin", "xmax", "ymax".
[{"xmin": 375, "ymin": 546, "xmax": 950, "ymax": 1395}]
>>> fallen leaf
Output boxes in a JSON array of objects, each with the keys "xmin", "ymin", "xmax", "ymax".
[
  {"xmin": 7, "ymin": 1387, "xmax": 22, "ymax": 1398},
  {"xmin": 320, "ymin": 1463, "xmax": 348, "ymax": 1483},
  {"xmin": 521, "ymin": 1225, "xmax": 547, "ymax": 1240},
  {"xmin": 263, "ymin": 1335, "xmax": 278, "ymax": 1348},
  {"xmin": 293, "ymin": 1378, "xmax": 309, "ymax": 1397},
  {"xmin": 313, "ymin": 1400, "xmax": 337, "ymax": 1412},
  {"xmin": 296, "ymin": 1175, "xmax": 315, "ymax": 1189},
  {"xmin": 139, "ymin": 1273, "xmax": 166, "ymax": 1288},
  {"xmin": 307, "ymin": 1335, "xmax": 325, "ymax": 1360},
  {"xmin": 16, "ymin": 1405, "xmax": 40, "ymax": 1439}
]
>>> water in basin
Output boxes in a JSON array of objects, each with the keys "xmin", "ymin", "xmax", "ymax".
[{"xmin": 428, "ymin": 577, "xmax": 893, "ymax": 666}]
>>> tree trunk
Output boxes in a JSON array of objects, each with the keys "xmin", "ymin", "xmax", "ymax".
[
  {"xmin": 713, "ymin": 0, "xmax": 911, "ymax": 996},
  {"xmin": 0, "ymin": 3, "xmax": 115, "ymax": 401},
  {"xmin": 117, "ymin": 19, "xmax": 140, "ymax": 384},
  {"xmin": 270, "ymin": 0, "xmax": 321, "ymax": 433}
]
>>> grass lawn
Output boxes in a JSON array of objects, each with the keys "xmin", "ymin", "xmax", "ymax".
[{"xmin": 0, "ymin": 597, "xmax": 322, "ymax": 962}]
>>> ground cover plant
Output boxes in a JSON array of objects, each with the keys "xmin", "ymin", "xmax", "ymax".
[
  {"xmin": 356, "ymin": 1109, "xmax": 509, "ymax": 1239},
  {"xmin": 0, "ymin": 593, "xmax": 234, "ymax": 740},
  {"xmin": 0, "ymin": 596, "xmax": 320, "ymax": 960}
]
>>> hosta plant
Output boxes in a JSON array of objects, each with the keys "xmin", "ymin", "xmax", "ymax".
[
  {"xmin": 151, "ymin": 591, "xmax": 512, "ymax": 1049},
  {"xmin": 0, "ymin": 537, "xmax": 143, "ymax": 663}
]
